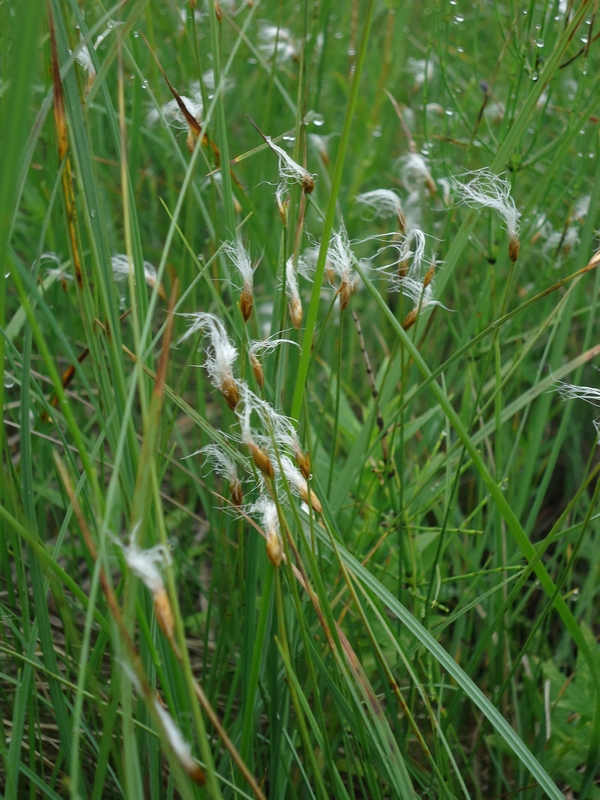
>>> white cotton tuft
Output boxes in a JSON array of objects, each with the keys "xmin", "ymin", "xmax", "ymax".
[
  {"xmin": 177, "ymin": 313, "xmax": 239, "ymax": 409},
  {"xmin": 398, "ymin": 153, "xmax": 436, "ymax": 195},
  {"xmin": 452, "ymin": 168, "xmax": 521, "ymax": 260},
  {"xmin": 258, "ymin": 23, "xmax": 298, "ymax": 64},
  {"xmin": 264, "ymin": 136, "xmax": 316, "ymax": 195},
  {"xmin": 355, "ymin": 190, "xmax": 405, "ymax": 227}
]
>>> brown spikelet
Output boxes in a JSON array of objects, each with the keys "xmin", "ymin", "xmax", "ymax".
[
  {"xmin": 402, "ymin": 308, "xmax": 418, "ymax": 330},
  {"xmin": 187, "ymin": 764, "xmax": 206, "ymax": 785},
  {"xmin": 248, "ymin": 442, "xmax": 274, "ymax": 479},
  {"xmin": 266, "ymin": 531, "xmax": 282, "ymax": 567},
  {"xmin": 230, "ymin": 479, "xmax": 243, "ymax": 507},
  {"xmin": 250, "ymin": 353, "xmax": 264, "ymax": 388},
  {"xmin": 290, "ymin": 297, "xmax": 303, "ymax": 329},
  {"xmin": 338, "ymin": 279, "xmax": 352, "ymax": 311},
  {"xmin": 299, "ymin": 485, "xmax": 322, "ymax": 514},
  {"xmin": 241, "ymin": 287, "xmax": 253, "ymax": 322},
  {"xmin": 215, "ymin": 0, "xmax": 222, "ymax": 21},
  {"xmin": 221, "ymin": 375, "xmax": 240, "ymax": 410},
  {"xmin": 423, "ymin": 263, "xmax": 436, "ymax": 289},
  {"xmin": 154, "ymin": 588, "xmax": 175, "ymax": 642},
  {"xmin": 509, "ymin": 238, "xmax": 520, "ymax": 263},
  {"xmin": 302, "ymin": 175, "xmax": 315, "ymax": 194},
  {"xmin": 295, "ymin": 448, "xmax": 311, "ymax": 480},
  {"xmin": 277, "ymin": 196, "xmax": 289, "ymax": 226}
]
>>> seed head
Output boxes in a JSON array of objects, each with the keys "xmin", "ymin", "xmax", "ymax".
[
  {"xmin": 153, "ymin": 701, "xmax": 205, "ymax": 784},
  {"xmin": 195, "ymin": 444, "xmax": 244, "ymax": 506},
  {"xmin": 279, "ymin": 455, "xmax": 322, "ymax": 513},
  {"xmin": 355, "ymin": 189, "xmax": 406, "ymax": 230},
  {"xmin": 327, "ymin": 221, "xmax": 356, "ymax": 311},
  {"xmin": 111, "ymin": 254, "xmax": 166, "ymax": 300},
  {"xmin": 285, "ymin": 256, "xmax": 303, "ymax": 328},
  {"xmin": 555, "ymin": 379, "xmax": 600, "ymax": 444},
  {"xmin": 250, "ymin": 496, "xmax": 282, "ymax": 567},
  {"xmin": 406, "ymin": 57, "xmax": 435, "ymax": 89},
  {"xmin": 236, "ymin": 383, "xmax": 275, "ymax": 478},
  {"xmin": 452, "ymin": 168, "xmax": 521, "ymax": 262},
  {"xmin": 122, "ymin": 539, "xmax": 175, "ymax": 643},
  {"xmin": 178, "ymin": 313, "xmax": 239, "ymax": 409},
  {"xmin": 222, "ymin": 238, "xmax": 254, "ymax": 321},
  {"xmin": 265, "ymin": 136, "xmax": 316, "ymax": 195},
  {"xmin": 147, "ymin": 93, "xmax": 204, "ymax": 138},
  {"xmin": 258, "ymin": 23, "xmax": 298, "ymax": 64},
  {"xmin": 398, "ymin": 153, "xmax": 437, "ymax": 196},
  {"xmin": 248, "ymin": 336, "xmax": 298, "ymax": 388}
]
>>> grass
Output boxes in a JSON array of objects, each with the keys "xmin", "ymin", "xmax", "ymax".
[{"xmin": 2, "ymin": 0, "xmax": 600, "ymax": 797}]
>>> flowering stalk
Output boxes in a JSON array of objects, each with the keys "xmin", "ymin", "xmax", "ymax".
[
  {"xmin": 123, "ymin": 663, "xmax": 204, "ymax": 785},
  {"xmin": 327, "ymin": 221, "xmax": 356, "ymax": 311},
  {"xmin": 250, "ymin": 496, "xmax": 283, "ymax": 567},
  {"xmin": 178, "ymin": 313, "xmax": 240, "ymax": 410},
  {"xmin": 280, "ymin": 455, "xmax": 322, "ymax": 513},
  {"xmin": 248, "ymin": 336, "xmax": 298, "ymax": 389},
  {"xmin": 237, "ymin": 383, "xmax": 275, "ymax": 478},
  {"xmin": 264, "ymin": 134, "xmax": 316, "ymax": 195},
  {"xmin": 223, "ymin": 238, "xmax": 254, "ymax": 322},
  {"xmin": 122, "ymin": 540, "xmax": 177, "ymax": 650},
  {"xmin": 286, "ymin": 256, "xmax": 303, "ymax": 329},
  {"xmin": 196, "ymin": 443, "xmax": 244, "ymax": 506},
  {"xmin": 452, "ymin": 168, "xmax": 521, "ymax": 262}
]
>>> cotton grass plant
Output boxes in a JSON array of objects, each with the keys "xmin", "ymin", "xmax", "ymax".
[{"xmin": 3, "ymin": 1, "xmax": 600, "ymax": 798}]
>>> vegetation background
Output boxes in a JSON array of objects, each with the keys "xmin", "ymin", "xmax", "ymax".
[{"xmin": 2, "ymin": 0, "xmax": 600, "ymax": 797}]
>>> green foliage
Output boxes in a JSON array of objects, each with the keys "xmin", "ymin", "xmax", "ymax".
[{"xmin": 2, "ymin": 0, "xmax": 600, "ymax": 797}]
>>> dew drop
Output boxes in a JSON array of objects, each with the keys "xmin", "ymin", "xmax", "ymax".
[
  {"xmin": 372, "ymin": 125, "xmax": 382, "ymax": 138},
  {"xmin": 247, "ymin": 57, "xmax": 258, "ymax": 65},
  {"xmin": 534, "ymin": 38, "xmax": 544, "ymax": 48},
  {"xmin": 454, "ymin": 14, "xmax": 465, "ymax": 22},
  {"xmin": 133, "ymin": 30, "xmax": 140, "ymax": 38},
  {"xmin": 312, "ymin": 114, "xmax": 325, "ymax": 127},
  {"xmin": 3, "ymin": 373, "xmax": 15, "ymax": 389},
  {"xmin": 445, "ymin": 108, "xmax": 454, "ymax": 116}
]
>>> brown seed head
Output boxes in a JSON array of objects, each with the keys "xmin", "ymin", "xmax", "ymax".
[
  {"xmin": 402, "ymin": 308, "xmax": 418, "ymax": 331},
  {"xmin": 289, "ymin": 297, "xmax": 303, "ymax": 329},
  {"xmin": 338, "ymin": 279, "xmax": 352, "ymax": 311},
  {"xmin": 299, "ymin": 484, "xmax": 322, "ymax": 514},
  {"xmin": 230, "ymin": 479, "xmax": 243, "ymax": 507},
  {"xmin": 187, "ymin": 764, "xmax": 206, "ymax": 785},
  {"xmin": 423, "ymin": 263, "xmax": 436, "ymax": 289},
  {"xmin": 154, "ymin": 588, "xmax": 175, "ymax": 642},
  {"xmin": 266, "ymin": 530, "xmax": 282, "ymax": 567},
  {"xmin": 248, "ymin": 441, "xmax": 274, "ymax": 479},
  {"xmin": 250, "ymin": 353, "xmax": 264, "ymax": 388},
  {"xmin": 295, "ymin": 447, "xmax": 311, "ymax": 480},
  {"xmin": 302, "ymin": 175, "xmax": 315, "ymax": 194},
  {"xmin": 241, "ymin": 287, "xmax": 253, "ymax": 322},
  {"xmin": 509, "ymin": 238, "xmax": 520, "ymax": 263},
  {"xmin": 221, "ymin": 375, "xmax": 240, "ymax": 410}
]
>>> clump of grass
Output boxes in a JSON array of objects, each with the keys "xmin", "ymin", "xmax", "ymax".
[{"xmin": 3, "ymin": 0, "xmax": 600, "ymax": 798}]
